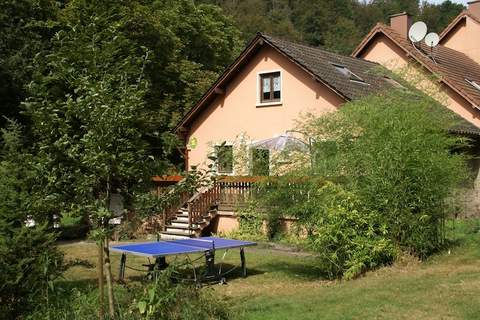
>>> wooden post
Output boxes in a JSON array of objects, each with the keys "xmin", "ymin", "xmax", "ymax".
[
  {"xmin": 98, "ymin": 240, "xmax": 104, "ymax": 320},
  {"xmin": 104, "ymin": 238, "xmax": 116, "ymax": 319},
  {"xmin": 187, "ymin": 201, "xmax": 192, "ymax": 230}
]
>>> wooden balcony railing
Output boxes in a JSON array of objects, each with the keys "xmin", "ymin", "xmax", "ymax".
[{"xmin": 217, "ymin": 176, "xmax": 265, "ymax": 208}]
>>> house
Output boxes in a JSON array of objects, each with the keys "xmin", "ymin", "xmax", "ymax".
[
  {"xmin": 440, "ymin": 1, "xmax": 480, "ymax": 65},
  {"xmin": 352, "ymin": 5, "xmax": 480, "ymax": 217},
  {"xmin": 174, "ymin": 33, "xmax": 398, "ymax": 175},
  {"xmin": 351, "ymin": 8, "xmax": 480, "ymax": 130}
]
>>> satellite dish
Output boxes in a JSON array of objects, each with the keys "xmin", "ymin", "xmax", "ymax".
[
  {"xmin": 408, "ymin": 21, "xmax": 427, "ymax": 42},
  {"xmin": 424, "ymin": 32, "xmax": 439, "ymax": 47}
]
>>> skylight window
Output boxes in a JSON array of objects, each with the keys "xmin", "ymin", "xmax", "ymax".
[
  {"xmin": 331, "ymin": 63, "xmax": 367, "ymax": 84},
  {"xmin": 466, "ymin": 78, "xmax": 480, "ymax": 91}
]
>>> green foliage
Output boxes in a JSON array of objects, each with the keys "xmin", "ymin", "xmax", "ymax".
[
  {"xmin": 304, "ymin": 182, "xmax": 395, "ymax": 280},
  {"xmin": 60, "ymin": 212, "xmax": 84, "ymax": 227},
  {"xmin": 27, "ymin": 267, "xmax": 231, "ymax": 320},
  {"xmin": 226, "ymin": 203, "xmax": 267, "ymax": 242},
  {"xmin": 198, "ymin": 0, "xmax": 464, "ymax": 55},
  {"xmin": 0, "ymin": 120, "xmax": 63, "ymax": 318},
  {"xmin": 133, "ymin": 267, "xmax": 230, "ymax": 320},
  {"xmin": 304, "ymin": 91, "xmax": 469, "ymax": 257},
  {"xmin": 255, "ymin": 176, "xmax": 395, "ymax": 279},
  {"xmin": 0, "ymin": 0, "xmax": 59, "ymax": 127}
]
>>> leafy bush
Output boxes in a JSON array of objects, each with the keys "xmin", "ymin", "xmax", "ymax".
[
  {"xmin": 27, "ymin": 267, "xmax": 231, "ymax": 320},
  {"xmin": 303, "ymin": 91, "xmax": 469, "ymax": 257},
  {"xmin": 226, "ymin": 204, "xmax": 267, "ymax": 241},
  {"xmin": 305, "ymin": 182, "xmax": 395, "ymax": 279},
  {"xmin": 60, "ymin": 212, "xmax": 84, "ymax": 227},
  {"xmin": 256, "ymin": 176, "xmax": 395, "ymax": 279},
  {"xmin": 133, "ymin": 267, "xmax": 231, "ymax": 320}
]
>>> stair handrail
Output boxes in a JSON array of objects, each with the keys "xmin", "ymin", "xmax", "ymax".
[
  {"xmin": 187, "ymin": 182, "xmax": 221, "ymax": 230},
  {"xmin": 160, "ymin": 177, "xmax": 191, "ymax": 231}
]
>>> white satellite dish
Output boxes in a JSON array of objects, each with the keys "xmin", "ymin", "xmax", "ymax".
[
  {"xmin": 424, "ymin": 32, "xmax": 439, "ymax": 47},
  {"xmin": 408, "ymin": 21, "xmax": 427, "ymax": 43}
]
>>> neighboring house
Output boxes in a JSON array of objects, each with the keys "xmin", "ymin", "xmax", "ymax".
[
  {"xmin": 440, "ymin": 1, "xmax": 480, "ymax": 65},
  {"xmin": 352, "ymin": 6, "xmax": 480, "ymax": 217},
  {"xmin": 174, "ymin": 33, "xmax": 397, "ymax": 174},
  {"xmin": 352, "ymin": 9, "xmax": 480, "ymax": 129}
]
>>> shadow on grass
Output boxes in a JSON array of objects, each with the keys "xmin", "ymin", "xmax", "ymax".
[
  {"xmin": 122, "ymin": 263, "xmax": 265, "ymax": 284},
  {"xmin": 259, "ymin": 260, "xmax": 328, "ymax": 280}
]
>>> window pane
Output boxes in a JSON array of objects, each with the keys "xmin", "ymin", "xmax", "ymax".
[
  {"xmin": 251, "ymin": 148, "xmax": 269, "ymax": 176},
  {"xmin": 262, "ymin": 77, "xmax": 271, "ymax": 94},
  {"xmin": 273, "ymin": 75, "xmax": 281, "ymax": 91},
  {"xmin": 273, "ymin": 90, "xmax": 280, "ymax": 100},
  {"xmin": 215, "ymin": 145, "xmax": 233, "ymax": 173}
]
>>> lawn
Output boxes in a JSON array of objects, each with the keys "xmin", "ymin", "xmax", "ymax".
[{"xmin": 59, "ymin": 219, "xmax": 480, "ymax": 320}]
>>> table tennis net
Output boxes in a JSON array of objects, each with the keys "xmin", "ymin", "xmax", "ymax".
[{"xmin": 170, "ymin": 238, "xmax": 215, "ymax": 250}]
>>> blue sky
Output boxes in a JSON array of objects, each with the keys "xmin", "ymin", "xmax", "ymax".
[{"xmin": 426, "ymin": 0, "xmax": 469, "ymax": 5}]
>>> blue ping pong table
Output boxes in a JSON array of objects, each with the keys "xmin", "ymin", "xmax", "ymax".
[{"xmin": 111, "ymin": 237, "xmax": 256, "ymax": 282}]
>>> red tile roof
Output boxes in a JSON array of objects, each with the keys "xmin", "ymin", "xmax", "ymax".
[{"xmin": 352, "ymin": 23, "xmax": 480, "ymax": 110}]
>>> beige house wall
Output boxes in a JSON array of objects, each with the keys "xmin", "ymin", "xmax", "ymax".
[
  {"xmin": 186, "ymin": 45, "xmax": 345, "ymax": 172},
  {"xmin": 359, "ymin": 35, "xmax": 480, "ymax": 127},
  {"xmin": 441, "ymin": 17, "xmax": 480, "ymax": 65}
]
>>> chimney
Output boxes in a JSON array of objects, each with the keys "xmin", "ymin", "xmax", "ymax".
[
  {"xmin": 390, "ymin": 12, "xmax": 413, "ymax": 38},
  {"xmin": 468, "ymin": 0, "xmax": 480, "ymax": 19}
]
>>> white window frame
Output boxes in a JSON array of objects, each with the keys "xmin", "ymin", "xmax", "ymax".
[{"xmin": 257, "ymin": 70, "xmax": 283, "ymax": 107}]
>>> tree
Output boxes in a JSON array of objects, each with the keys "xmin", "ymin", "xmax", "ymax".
[
  {"xmin": 418, "ymin": 1, "xmax": 464, "ymax": 33},
  {"xmin": 24, "ymin": 9, "xmax": 152, "ymax": 317},
  {"xmin": 0, "ymin": 120, "xmax": 63, "ymax": 318},
  {"xmin": 0, "ymin": 0, "xmax": 58, "ymax": 128}
]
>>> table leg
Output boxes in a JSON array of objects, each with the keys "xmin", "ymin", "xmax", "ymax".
[
  {"xmin": 119, "ymin": 253, "xmax": 126, "ymax": 281},
  {"xmin": 204, "ymin": 250, "xmax": 216, "ymax": 279},
  {"xmin": 240, "ymin": 247, "xmax": 246, "ymax": 278}
]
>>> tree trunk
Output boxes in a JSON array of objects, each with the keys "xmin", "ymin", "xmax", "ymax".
[
  {"xmin": 104, "ymin": 237, "xmax": 116, "ymax": 319},
  {"xmin": 98, "ymin": 240, "xmax": 104, "ymax": 320}
]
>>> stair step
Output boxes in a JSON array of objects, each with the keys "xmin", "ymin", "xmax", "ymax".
[
  {"xmin": 171, "ymin": 221, "xmax": 205, "ymax": 227},
  {"xmin": 167, "ymin": 224, "xmax": 199, "ymax": 230},
  {"xmin": 165, "ymin": 228, "xmax": 198, "ymax": 235}
]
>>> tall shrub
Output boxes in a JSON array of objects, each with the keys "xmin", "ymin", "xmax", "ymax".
[
  {"xmin": 256, "ymin": 176, "xmax": 394, "ymax": 279},
  {"xmin": 0, "ymin": 121, "xmax": 63, "ymax": 318},
  {"xmin": 304, "ymin": 91, "xmax": 469, "ymax": 257}
]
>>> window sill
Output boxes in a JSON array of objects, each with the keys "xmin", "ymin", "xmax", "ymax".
[{"xmin": 256, "ymin": 101, "xmax": 283, "ymax": 107}]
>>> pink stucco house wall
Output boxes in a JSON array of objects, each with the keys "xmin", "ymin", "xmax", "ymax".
[{"xmin": 175, "ymin": 33, "xmax": 395, "ymax": 174}]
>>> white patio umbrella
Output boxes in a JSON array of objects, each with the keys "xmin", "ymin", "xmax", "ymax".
[{"xmin": 250, "ymin": 134, "xmax": 309, "ymax": 152}]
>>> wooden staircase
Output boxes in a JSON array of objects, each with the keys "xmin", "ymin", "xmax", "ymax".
[{"xmin": 159, "ymin": 183, "xmax": 221, "ymax": 240}]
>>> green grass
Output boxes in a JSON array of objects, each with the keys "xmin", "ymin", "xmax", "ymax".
[{"xmin": 58, "ymin": 219, "xmax": 480, "ymax": 320}]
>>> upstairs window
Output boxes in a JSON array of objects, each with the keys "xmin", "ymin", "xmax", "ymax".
[
  {"xmin": 466, "ymin": 78, "xmax": 480, "ymax": 91},
  {"xmin": 260, "ymin": 71, "xmax": 281, "ymax": 103},
  {"xmin": 331, "ymin": 63, "xmax": 367, "ymax": 84},
  {"xmin": 215, "ymin": 145, "xmax": 233, "ymax": 174}
]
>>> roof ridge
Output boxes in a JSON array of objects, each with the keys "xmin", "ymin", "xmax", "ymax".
[{"xmin": 260, "ymin": 33, "xmax": 380, "ymax": 66}]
